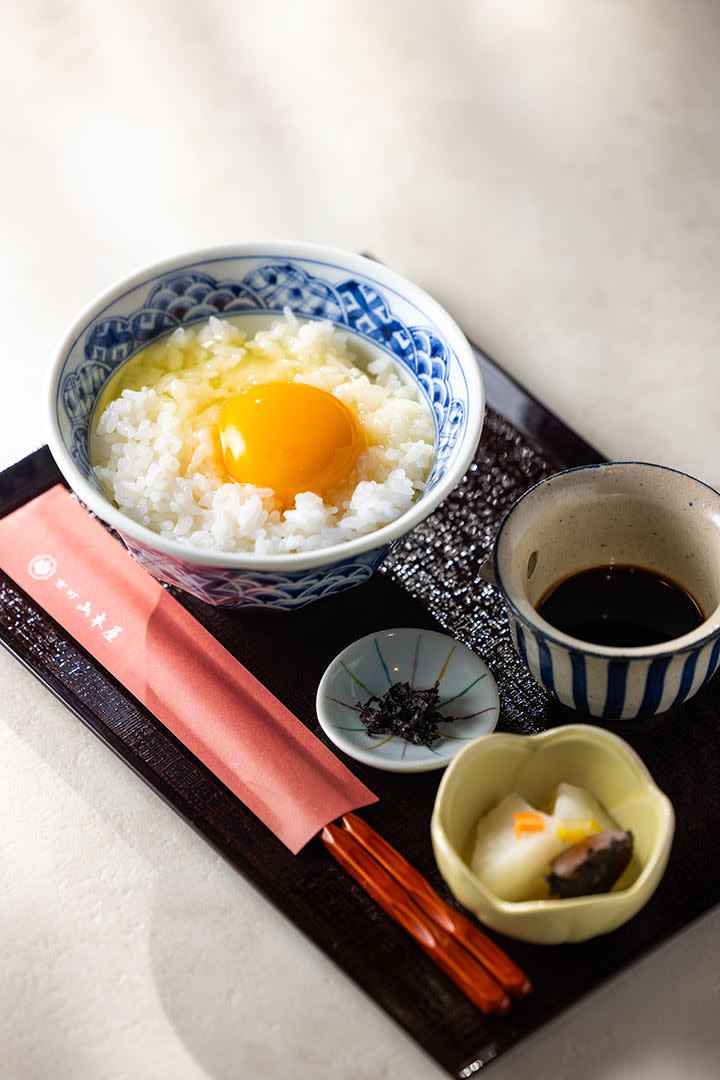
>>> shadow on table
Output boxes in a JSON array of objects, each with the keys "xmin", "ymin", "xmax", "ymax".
[{"xmin": 146, "ymin": 866, "xmax": 720, "ymax": 1080}]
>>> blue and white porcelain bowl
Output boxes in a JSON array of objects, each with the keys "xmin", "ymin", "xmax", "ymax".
[
  {"xmin": 489, "ymin": 462, "xmax": 720, "ymax": 719},
  {"xmin": 47, "ymin": 244, "xmax": 484, "ymax": 611}
]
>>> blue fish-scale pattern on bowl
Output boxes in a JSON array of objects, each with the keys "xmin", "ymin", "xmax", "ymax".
[
  {"xmin": 60, "ymin": 261, "xmax": 464, "ymax": 482},
  {"xmin": 120, "ymin": 533, "xmax": 388, "ymax": 611}
]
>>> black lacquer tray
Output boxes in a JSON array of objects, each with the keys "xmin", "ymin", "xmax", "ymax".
[{"xmin": 2, "ymin": 342, "xmax": 719, "ymax": 1079}]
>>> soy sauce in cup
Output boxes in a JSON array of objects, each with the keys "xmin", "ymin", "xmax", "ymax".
[
  {"xmin": 486, "ymin": 462, "xmax": 720, "ymax": 718},
  {"xmin": 537, "ymin": 564, "xmax": 704, "ymax": 648}
]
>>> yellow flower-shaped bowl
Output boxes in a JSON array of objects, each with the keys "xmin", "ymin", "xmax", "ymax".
[{"xmin": 431, "ymin": 724, "xmax": 674, "ymax": 944}]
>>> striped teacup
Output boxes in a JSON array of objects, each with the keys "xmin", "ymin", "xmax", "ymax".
[{"xmin": 487, "ymin": 462, "xmax": 720, "ymax": 720}]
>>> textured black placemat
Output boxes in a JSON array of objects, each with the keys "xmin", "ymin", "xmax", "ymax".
[{"xmin": 1, "ymin": 343, "xmax": 718, "ymax": 1078}]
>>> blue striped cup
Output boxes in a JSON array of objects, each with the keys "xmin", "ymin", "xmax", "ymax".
[{"xmin": 487, "ymin": 462, "xmax": 720, "ymax": 719}]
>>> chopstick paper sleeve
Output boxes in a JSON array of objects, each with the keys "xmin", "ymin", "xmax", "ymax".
[{"xmin": 0, "ymin": 484, "xmax": 377, "ymax": 852}]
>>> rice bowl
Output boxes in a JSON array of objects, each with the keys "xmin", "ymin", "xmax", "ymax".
[{"xmin": 48, "ymin": 243, "xmax": 484, "ymax": 609}]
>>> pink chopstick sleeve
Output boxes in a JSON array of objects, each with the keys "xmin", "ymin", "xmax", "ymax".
[{"xmin": 0, "ymin": 485, "xmax": 377, "ymax": 852}]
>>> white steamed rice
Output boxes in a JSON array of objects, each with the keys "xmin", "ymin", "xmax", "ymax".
[{"xmin": 92, "ymin": 311, "xmax": 436, "ymax": 555}]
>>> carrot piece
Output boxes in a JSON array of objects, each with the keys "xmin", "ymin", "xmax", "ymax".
[{"xmin": 513, "ymin": 811, "xmax": 546, "ymax": 838}]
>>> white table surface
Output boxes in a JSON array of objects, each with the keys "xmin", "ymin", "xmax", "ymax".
[{"xmin": 2, "ymin": 2, "xmax": 720, "ymax": 1077}]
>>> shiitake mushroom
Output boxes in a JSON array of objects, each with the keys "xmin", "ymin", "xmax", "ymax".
[{"xmin": 546, "ymin": 829, "xmax": 634, "ymax": 899}]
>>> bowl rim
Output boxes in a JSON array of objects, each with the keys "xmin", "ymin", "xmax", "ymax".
[
  {"xmin": 431, "ymin": 723, "xmax": 675, "ymax": 918},
  {"xmin": 494, "ymin": 460, "xmax": 720, "ymax": 659},
  {"xmin": 47, "ymin": 242, "xmax": 485, "ymax": 572}
]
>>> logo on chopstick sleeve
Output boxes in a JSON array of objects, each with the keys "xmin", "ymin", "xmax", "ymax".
[
  {"xmin": 27, "ymin": 553, "xmax": 124, "ymax": 644},
  {"xmin": 28, "ymin": 555, "xmax": 57, "ymax": 580}
]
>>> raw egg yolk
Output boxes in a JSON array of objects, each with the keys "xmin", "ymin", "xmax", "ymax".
[{"xmin": 217, "ymin": 381, "xmax": 364, "ymax": 506}]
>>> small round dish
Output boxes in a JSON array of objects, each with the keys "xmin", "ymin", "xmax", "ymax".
[{"xmin": 316, "ymin": 628, "xmax": 499, "ymax": 773}]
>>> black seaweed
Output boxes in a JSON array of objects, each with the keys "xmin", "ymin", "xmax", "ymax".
[{"xmin": 358, "ymin": 681, "xmax": 455, "ymax": 747}]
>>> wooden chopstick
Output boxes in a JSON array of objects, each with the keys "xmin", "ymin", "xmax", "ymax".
[
  {"xmin": 322, "ymin": 822, "xmax": 511, "ymax": 1016},
  {"xmin": 341, "ymin": 813, "xmax": 532, "ymax": 1000}
]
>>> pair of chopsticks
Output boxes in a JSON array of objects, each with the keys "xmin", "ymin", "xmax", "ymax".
[{"xmin": 322, "ymin": 814, "xmax": 531, "ymax": 1015}]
